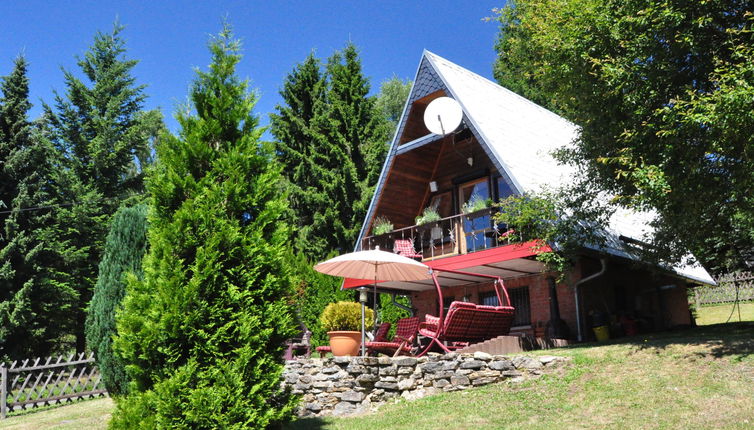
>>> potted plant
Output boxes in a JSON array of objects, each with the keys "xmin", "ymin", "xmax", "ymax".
[
  {"xmin": 372, "ymin": 216, "xmax": 393, "ymax": 236},
  {"xmin": 461, "ymin": 193, "xmax": 492, "ymax": 215},
  {"xmin": 415, "ymin": 206, "xmax": 441, "ymax": 226},
  {"xmin": 320, "ymin": 301, "xmax": 374, "ymax": 356},
  {"xmin": 415, "ymin": 206, "xmax": 442, "ymax": 241}
]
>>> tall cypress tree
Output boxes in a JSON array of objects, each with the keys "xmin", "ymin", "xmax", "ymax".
[
  {"xmin": 0, "ymin": 57, "xmax": 76, "ymax": 360},
  {"xmin": 43, "ymin": 24, "xmax": 163, "ymax": 351},
  {"xmin": 112, "ymin": 27, "xmax": 296, "ymax": 428},
  {"xmin": 85, "ymin": 203, "xmax": 147, "ymax": 395}
]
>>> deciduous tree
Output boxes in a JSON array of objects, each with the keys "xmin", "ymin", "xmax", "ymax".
[{"xmin": 494, "ymin": 0, "xmax": 754, "ymax": 272}]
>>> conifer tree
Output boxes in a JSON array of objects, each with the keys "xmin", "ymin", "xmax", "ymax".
[
  {"xmin": 313, "ymin": 44, "xmax": 392, "ymax": 254},
  {"xmin": 270, "ymin": 53, "xmax": 329, "ymax": 256},
  {"xmin": 43, "ymin": 24, "xmax": 162, "ymax": 351},
  {"xmin": 0, "ymin": 56, "xmax": 30, "ymax": 220},
  {"xmin": 85, "ymin": 203, "xmax": 147, "ymax": 395},
  {"xmin": 272, "ymin": 43, "xmax": 391, "ymax": 259},
  {"xmin": 111, "ymin": 27, "xmax": 297, "ymax": 428},
  {"xmin": 0, "ymin": 57, "xmax": 76, "ymax": 360}
]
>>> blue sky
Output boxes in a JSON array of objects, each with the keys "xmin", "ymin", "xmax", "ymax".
[{"xmin": 1, "ymin": 1, "xmax": 503, "ymax": 133}]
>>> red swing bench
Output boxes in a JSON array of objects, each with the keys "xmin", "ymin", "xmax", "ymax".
[{"xmin": 416, "ymin": 271, "xmax": 515, "ymax": 356}]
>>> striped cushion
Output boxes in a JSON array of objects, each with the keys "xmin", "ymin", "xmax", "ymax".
[
  {"xmin": 365, "ymin": 341, "xmax": 412, "ymax": 355},
  {"xmin": 394, "ymin": 317, "xmax": 420, "ymax": 343},
  {"xmin": 365, "ymin": 317, "xmax": 419, "ymax": 356},
  {"xmin": 315, "ymin": 346, "xmax": 332, "ymax": 358},
  {"xmin": 394, "ymin": 239, "xmax": 423, "ymax": 258},
  {"xmin": 441, "ymin": 302, "xmax": 515, "ymax": 343},
  {"xmin": 449, "ymin": 301, "xmax": 476, "ymax": 309},
  {"xmin": 374, "ymin": 322, "xmax": 391, "ymax": 342}
]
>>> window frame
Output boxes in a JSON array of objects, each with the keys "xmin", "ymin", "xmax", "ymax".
[{"xmin": 479, "ymin": 286, "xmax": 531, "ymax": 328}]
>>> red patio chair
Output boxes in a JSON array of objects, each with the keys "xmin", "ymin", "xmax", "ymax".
[
  {"xmin": 315, "ymin": 345, "xmax": 331, "ymax": 358},
  {"xmin": 373, "ymin": 322, "xmax": 391, "ymax": 343},
  {"xmin": 284, "ymin": 327, "xmax": 312, "ymax": 360},
  {"xmin": 366, "ymin": 316, "xmax": 420, "ymax": 356},
  {"xmin": 393, "ymin": 239, "xmax": 423, "ymax": 260}
]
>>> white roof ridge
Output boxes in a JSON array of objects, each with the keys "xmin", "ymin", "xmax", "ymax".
[{"xmin": 422, "ymin": 50, "xmax": 576, "ymax": 129}]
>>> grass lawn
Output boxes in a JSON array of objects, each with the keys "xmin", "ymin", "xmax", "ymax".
[
  {"xmin": 3, "ymin": 322, "xmax": 753, "ymax": 430},
  {"xmin": 290, "ymin": 322, "xmax": 754, "ymax": 430},
  {"xmin": 695, "ymin": 302, "xmax": 754, "ymax": 325},
  {"xmin": 0, "ymin": 397, "xmax": 113, "ymax": 430}
]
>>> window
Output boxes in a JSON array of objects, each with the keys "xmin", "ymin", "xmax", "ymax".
[
  {"xmin": 459, "ymin": 178, "xmax": 490, "ymax": 209},
  {"xmin": 496, "ymin": 176, "xmax": 514, "ymax": 201},
  {"xmin": 441, "ymin": 296, "xmax": 455, "ymax": 314},
  {"xmin": 479, "ymin": 287, "xmax": 531, "ymax": 327},
  {"xmin": 479, "ymin": 291, "xmax": 499, "ymax": 307},
  {"xmin": 429, "ymin": 191, "xmax": 453, "ymax": 218},
  {"xmin": 458, "ymin": 177, "xmax": 494, "ymax": 251}
]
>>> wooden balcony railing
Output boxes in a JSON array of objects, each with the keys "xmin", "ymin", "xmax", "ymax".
[{"xmin": 360, "ymin": 208, "xmax": 520, "ymax": 260}]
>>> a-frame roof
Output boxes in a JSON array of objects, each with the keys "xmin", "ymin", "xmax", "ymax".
[{"xmin": 358, "ymin": 51, "xmax": 714, "ymax": 285}]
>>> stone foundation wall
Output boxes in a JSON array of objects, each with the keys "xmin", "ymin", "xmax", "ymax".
[{"xmin": 283, "ymin": 352, "xmax": 567, "ymax": 417}]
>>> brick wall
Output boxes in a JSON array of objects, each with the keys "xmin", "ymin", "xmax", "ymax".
[
  {"xmin": 406, "ymin": 256, "xmax": 692, "ymax": 342},
  {"xmin": 410, "ymin": 271, "xmax": 577, "ymax": 339},
  {"xmin": 574, "ymin": 258, "xmax": 692, "ymax": 337}
]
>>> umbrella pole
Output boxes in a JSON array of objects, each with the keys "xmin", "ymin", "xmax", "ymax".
[
  {"xmin": 374, "ymin": 264, "xmax": 378, "ymax": 325},
  {"xmin": 361, "ymin": 300, "xmax": 366, "ymax": 356}
]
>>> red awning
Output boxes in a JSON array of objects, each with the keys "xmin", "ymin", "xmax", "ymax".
[{"xmin": 343, "ymin": 240, "xmax": 549, "ymax": 292}]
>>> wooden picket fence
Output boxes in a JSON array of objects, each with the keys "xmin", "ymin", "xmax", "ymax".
[
  {"xmin": 0, "ymin": 352, "xmax": 106, "ymax": 419},
  {"xmin": 692, "ymin": 272, "xmax": 754, "ymax": 307}
]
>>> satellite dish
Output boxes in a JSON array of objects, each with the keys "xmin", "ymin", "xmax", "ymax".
[{"xmin": 423, "ymin": 97, "xmax": 463, "ymax": 135}]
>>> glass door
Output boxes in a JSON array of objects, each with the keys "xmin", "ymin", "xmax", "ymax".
[{"xmin": 458, "ymin": 178, "xmax": 493, "ymax": 253}]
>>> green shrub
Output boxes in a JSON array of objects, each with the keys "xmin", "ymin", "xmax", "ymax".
[
  {"xmin": 321, "ymin": 301, "xmax": 373, "ymax": 332},
  {"xmin": 379, "ymin": 293, "xmax": 412, "ymax": 338},
  {"xmin": 85, "ymin": 203, "xmax": 148, "ymax": 396},
  {"xmin": 290, "ymin": 252, "xmax": 354, "ymax": 347}
]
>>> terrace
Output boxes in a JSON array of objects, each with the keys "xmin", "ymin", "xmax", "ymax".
[{"xmin": 360, "ymin": 207, "xmax": 519, "ymax": 261}]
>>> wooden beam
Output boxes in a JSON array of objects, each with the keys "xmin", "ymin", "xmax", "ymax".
[{"xmin": 481, "ymin": 263, "xmax": 535, "ymax": 275}]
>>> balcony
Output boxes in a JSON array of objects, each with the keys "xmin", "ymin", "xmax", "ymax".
[{"xmin": 360, "ymin": 208, "xmax": 523, "ymax": 260}]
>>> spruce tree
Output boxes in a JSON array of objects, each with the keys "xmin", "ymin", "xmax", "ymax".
[
  {"xmin": 0, "ymin": 56, "xmax": 30, "ymax": 220},
  {"xmin": 85, "ymin": 203, "xmax": 147, "ymax": 395},
  {"xmin": 111, "ymin": 27, "xmax": 297, "ymax": 428},
  {"xmin": 310, "ymin": 44, "xmax": 390, "ymax": 254},
  {"xmin": 270, "ymin": 53, "xmax": 329, "ymax": 256},
  {"xmin": 43, "ymin": 24, "xmax": 163, "ymax": 351},
  {"xmin": 273, "ymin": 43, "xmax": 390, "ymax": 259},
  {"xmin": 0, "ymin": 57, "xmax": 76, "ymax": 360}
]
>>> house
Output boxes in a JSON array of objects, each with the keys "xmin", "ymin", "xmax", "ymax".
[{"xmin": 344, "ymin": 51, "xmax": 715, "ymax": 342}]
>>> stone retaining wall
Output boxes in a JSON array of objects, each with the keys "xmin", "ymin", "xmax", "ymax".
[{"xmin": 283, "ymin": 352, "xmax": 567, "ymax": 417}]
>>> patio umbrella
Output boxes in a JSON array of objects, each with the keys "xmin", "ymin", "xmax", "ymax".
[{"xmin": 314, "ymin": 248, "xmax": 430, "ymax": 355}]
